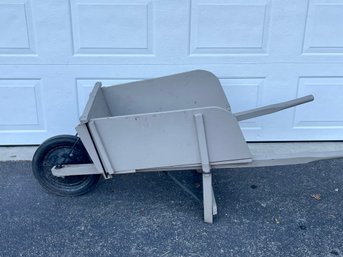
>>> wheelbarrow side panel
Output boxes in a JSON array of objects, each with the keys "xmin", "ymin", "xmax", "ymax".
[
  {"xmin": 101, "ymin": 70, "xmax": 231, "ymax": 117},
  {"xmin": 87, "ymin": 107, "xmax": 252, "ymax": 174}
]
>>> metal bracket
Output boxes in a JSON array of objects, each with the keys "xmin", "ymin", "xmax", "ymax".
[{"xmin": 194, "ymin": 113, "xmax": 217, "ymax": 223}]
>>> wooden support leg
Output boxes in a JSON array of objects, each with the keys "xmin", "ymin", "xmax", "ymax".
[
  {"xmin": 203, "ymin": 172, "xmax": 213, "ymax": 223},
  {"xmin": 194, "ymin": 113, "xmax": 216, "ymax": 224}
]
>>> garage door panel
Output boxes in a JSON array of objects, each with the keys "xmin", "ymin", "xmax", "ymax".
[
  {"xmin": 0, "ymin": 66, "xmax": 79, "ymax": 144},
  {"xmin": 1, "ymin": 0, "xmax": 343, "ymax": 144},
  {"xmin": 294, "ymin": 77, "xmax": 343, "ymax": 128},
  {"xmin": 0, "ymin": 0, "xmax": 38, "ymax": 64},
  {"xmin": 303, "ymin": 0, "xmax": 343, "ymax": 54},
  {"xmin": 70, "ymin": 0, "xmax": 154, "ymax": 56},
  {"xmin": 3, "ymin": 0, "xmax": 343, "ymax": 65},
  {"xmin": 0, "ymin": 79, "xmax": 44, "ymax": 130},
  {"xmin": 0, "ymin": 0, "xmax": 35, "ymax": 54},
  {"xmin": 190, "ymin": 0, "xmax": 271, "ymax": 55},
  {"xmin": 68, "ymin": 0, "xmax": 192, "ymax": 64},
  {"xmin": 0, "ymin": 76, "xmax": 46, "ymax": 145},
  {"xmin": 0, "ymin": 0, "xmax": 75, "ymax": 65},
  {"xmin": 1, "ymin": 62, "xmax": 343, "ymax": 144}
]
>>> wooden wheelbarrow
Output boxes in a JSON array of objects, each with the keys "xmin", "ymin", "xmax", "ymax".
[{"xmin": 32, "ymin": 70, "xmax": 343, "ymax": 223}]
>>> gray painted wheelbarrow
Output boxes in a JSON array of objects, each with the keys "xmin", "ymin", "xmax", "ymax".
[{"xmin": 32, "ymin": 70, "xmax": 343, "ymax": 223}]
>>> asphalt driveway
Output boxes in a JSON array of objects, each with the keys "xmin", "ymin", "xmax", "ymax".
[{"xmin": 0, "ymin": 159, "xmax": 343, "ymax": 257}]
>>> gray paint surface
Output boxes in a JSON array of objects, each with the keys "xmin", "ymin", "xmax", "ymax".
[
  {"xmin": 80, "ymin": 82, "xmax": 111, "ymax": 123},
  {"xmin": 102, "ymin": 70, "xmax": 231, "ymax": 117},
  {"xmin": 91, "ymin": 107, "xmax": 251, "ymax": 173},
  {"xmin": 78, "ymin": 70, "xmax": 251, "ymax": 175},
  {"xmin": 77, "ymin": 69, "xmax": 340, "ymax": 176}
]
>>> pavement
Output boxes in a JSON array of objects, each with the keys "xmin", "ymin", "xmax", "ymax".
[{"xmin": 1, "ymin": 158, "xmax": 343, "ymax": 257}]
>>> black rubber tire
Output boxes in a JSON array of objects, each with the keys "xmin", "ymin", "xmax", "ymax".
[{"xmin": 32, "ymin": 135, "xmax": 100, "ymax": 196}]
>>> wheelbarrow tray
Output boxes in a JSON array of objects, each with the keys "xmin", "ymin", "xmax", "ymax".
[
  {"xmin": 49, "ymin": 70, "xmax": 343, "ymax": 223},
  {"xmin": 74, "ymin": 70, "xmax": 252, "ymax": 176}
]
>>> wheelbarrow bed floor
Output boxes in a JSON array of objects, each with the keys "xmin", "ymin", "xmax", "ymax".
[
  {"xmin": 52, "ymin": 149, "xmax": 343, "ymax": 176},
  {"xmin": 32, "ymin": 70, "xmax": 343, "ymax": 224}
]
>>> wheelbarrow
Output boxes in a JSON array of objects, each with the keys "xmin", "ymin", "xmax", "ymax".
[{"xmin": 32, "ymin": 70, "xmax": 343, "ymax": 223}]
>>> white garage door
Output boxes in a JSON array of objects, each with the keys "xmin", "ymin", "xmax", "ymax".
[{"xmin": 1, "ymin": 0, "xmax": 343, "ymax": 145}]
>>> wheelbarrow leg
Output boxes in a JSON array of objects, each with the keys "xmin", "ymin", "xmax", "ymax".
[
  {"xmin": 202, "ymin": 172, "xmax": 213, "ymax": 223},
  {"xmin": 195, "ymin": 113, "xmax": 216, "ymax": 223}
]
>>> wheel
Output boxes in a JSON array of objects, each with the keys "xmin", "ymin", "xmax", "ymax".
[{"xmin": 32, "ymin": 135, "xmax": 100, "ymax": 196}]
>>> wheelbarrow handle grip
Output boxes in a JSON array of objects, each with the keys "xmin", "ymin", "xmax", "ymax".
[{"xmin": 234, "ymin": 95, "xmax": 314, "ymax": 121}]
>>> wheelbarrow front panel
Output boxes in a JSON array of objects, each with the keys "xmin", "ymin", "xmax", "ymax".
[
  {"xmin": 80, "ymin": 82, "xmax": 111, "ymax": 123},
  {"xmin": 101, "ymin": 70, "xmax": 231, "ymax": 117},
  {"xmin": 75, "ymin": 123, "xmax": 106, "ymax": 176},
  {"xmin": 86, "ymin": 107, "xmax": 252, "ymax": 174}
]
